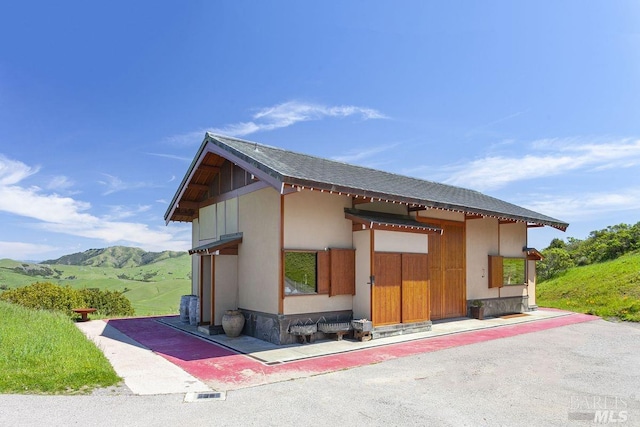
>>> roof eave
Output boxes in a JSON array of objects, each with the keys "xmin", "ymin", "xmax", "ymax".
[
  {"xmin": 283, "ymin": 178, "xmax": 569, "ymax": 232},
  {"xmin": 164, "ymin": 136, "xmax": 210, "ymax": 224},
  {"xmin": 164, "ymin": 133, "xmax": 287, "ymax": 224}
]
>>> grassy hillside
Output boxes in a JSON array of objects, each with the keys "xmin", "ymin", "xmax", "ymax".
[
  {"xmin": 0, "ymin": 301, "xmax": 120, "ymax": 393},
  {"xmin": 0, "ymin": 251, "xmax": 191, "ymax": 316},
  {"xmin": 537, "ymin": 251, "xmax": 640, "ymax": 321}
]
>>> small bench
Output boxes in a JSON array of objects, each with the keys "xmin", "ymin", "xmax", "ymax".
[{"xmin": 73, "ymin": 308, "xmax": 97, "ymax": 322}]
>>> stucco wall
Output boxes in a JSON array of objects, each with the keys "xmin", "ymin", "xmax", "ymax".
[
  {"xmin": 283, "ymin": 190, "xmax": 353, "ymax": 249},
  {"xmin": 238, "ymin": 187, "xmax": 280, "ymax": 314},
  {"xmin": 500, "ymin": 222, "xmax": 527, "ymax": 257},
  {"xmin": 283, "ymin": 190, "xmax": 354, "ymax": 315},
  {"xmin": 191, "ymin": 218, "xmax": 199, "ymax": 296},
  {"xmin": 466, "ymin": 217, "xmax": 499, "ymax": 300},
  {"xmin": 201, "ymin": 255, "xmax": 212, "ymax": 323},
  {"xmin": 416, "ymin": 209, "xmax": 465, "ymax": 222},
  {"xmin": 466, "ymin": 218, "xmax": 528, "ymax": 300},
  {"xmin": 353, "ymin": 230, "xmax": 371, "ymax": 319},
  {"xmin": 374, "ymin": 230, "xmax": 428, "ymax": 253},
  {"xmin": 214, "ymin": 255, "xmax": 239, "ymax": 324},
  {"xmin": 526, "ymin": 260, "xmax": 536, "ymax": 306},
  {"xmin": 284, "ymin": 295, "xmax": 353, "ymax": 315}
]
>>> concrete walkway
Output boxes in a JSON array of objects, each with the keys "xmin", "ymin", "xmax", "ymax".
[
  {"xmin": 78, "ymin": 309, "xmax": 598, "ymax": 395},
  {"xmin": 76, "ymin": 320, "xmax": 211, "ymax": 395}
]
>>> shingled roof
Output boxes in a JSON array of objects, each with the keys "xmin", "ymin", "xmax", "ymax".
[{"xmin": 165, "ymin": 133, "xmax": 569, "ymax": 231}]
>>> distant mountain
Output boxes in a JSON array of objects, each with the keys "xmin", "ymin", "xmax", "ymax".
[{"xmin": 41, "ymin": 246, "xmax": 188, "ymax": 269}]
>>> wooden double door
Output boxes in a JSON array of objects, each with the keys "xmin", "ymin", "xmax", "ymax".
[
  {"xmin": 372, "ymin": 252, "xmax": 429, "ymax": 326},
  {"xmin": 372, "ymin": 221, "xmax": 466, "ymax": 326}
]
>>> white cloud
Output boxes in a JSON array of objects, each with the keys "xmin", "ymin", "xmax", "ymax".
[
  {"xmin": 443, "ymin": 138, "xmax": 640, "ymax": 191},
  {"xmin": 45, "ymin": 175, "xmax": 75, "ymax": 191},
  {"xmin": 0, "ymin": 241, "xmax": 58, "ymax": 260},
  {"xmin": 146, "ymin": 152, "xmax": 192, "ymax": 162},
  {"xmin": 166, "ymin": 100, "xmax": 387, "ymax": 145},
  {"xmin": 332, "ymin": 143, "xmax": 399, "ymax": 164},
  {"xmin": 103, "ymin": 205, "xmax": 152, "ymax": 221},
  {"xmin": 522, "ymin": 187, "xmax": 640, "ymax": 221},
  {"xmin": 465, "ymin": 111, "xmax": 527, "ymax": 136},
  {"xmin": 0, "ymin": 156, "xmax": 190, "ymax": 252},
  {"xmin": 0, "ymin": 155, "xmax": 38, "ymax": 185},
  {"xmin": 98, "ymin": 174, "xmax": 153, "ymax": 196}
]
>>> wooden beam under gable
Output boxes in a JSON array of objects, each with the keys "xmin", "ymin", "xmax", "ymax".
[
  {"xmin": 178, "ymin": 200, "xmax": 200, "ymax": 210},
  {"xmin": 188, "ymin": 183, "xmax": 209, "ymax": 192},
  {"xmin": 198, "ymin": 165, "xmax": 221, "ymax": 174},
  {"xmin": 465, "ymin": 213, "xmax": 484, "ymax": 220}
]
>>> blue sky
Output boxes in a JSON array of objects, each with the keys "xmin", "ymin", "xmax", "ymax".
[{"xmin": 1, "ymin": 1, "xmax": 639, "ymax": 260}]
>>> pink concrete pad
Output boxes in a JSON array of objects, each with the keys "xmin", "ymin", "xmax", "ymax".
[{"xmin": 107, "ymin": 312, "xmax": 598, "ymax": 390}]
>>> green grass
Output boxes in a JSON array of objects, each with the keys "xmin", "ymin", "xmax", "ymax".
[
  {"xmin": 0, "ymin": 301, "xmax": 121, "ymax": 394},
  {"xmin": 537, "ymin": 252, "xmax": 640, "ymax": 321},
  {"xmin": 0, "ymin": 256, "xmax": 191, "ymax": 316}
]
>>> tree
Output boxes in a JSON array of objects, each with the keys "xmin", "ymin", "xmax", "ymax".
[
  {"xmin": 538, "ymin": 248, "xmax": 575, "ymax": 282},
  {"xmin": 547, "ymin": 238, "xmax": 566, "ymax": 250}
]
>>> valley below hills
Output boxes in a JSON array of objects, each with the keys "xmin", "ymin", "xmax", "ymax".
[{"xmin": 0, "ymin": 246, "xmax": 191, "ymax": 315}]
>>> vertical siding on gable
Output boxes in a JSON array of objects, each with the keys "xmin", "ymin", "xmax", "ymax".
[
  {"xmin": 225, "ymin": 198, "xmax": 238, "ymax": 234},
  {"xmin": 199, "ymin": 205, "xmax": 217, "ymax": 240},
  {"xmin": 216, "ymin": 202, "xmax": 225, "ymax": 238}
]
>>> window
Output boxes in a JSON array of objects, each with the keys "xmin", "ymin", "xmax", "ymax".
[
  {"xmin": 284, "ymin": 249, "xmax": 355, "ymax": 296},
  {"xmin": 284, "ymin": 251, "xmax": 318, "ymax": 295},
  {"xmin": 503, "ymin": 257, "xmax": 526, "ymax": 285},
  {"xmin": 488, "ymin": 255, "xmax": 526, "ymax": 288}
]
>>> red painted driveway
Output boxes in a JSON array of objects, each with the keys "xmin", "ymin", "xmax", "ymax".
[{"xmin": 107, "ymin": 312, "xmax": 598, "ymax": 390}]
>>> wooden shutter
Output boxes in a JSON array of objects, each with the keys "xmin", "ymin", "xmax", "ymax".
[
  {"xmin": 329, "ymin": 248, "xmax": 356, "ymax": 296},
  {"xmin": 317, "ymin": 250, "xmax": 330, "ymax": 294},
  {"xmin": 488, "ymin": 255, "xmax": 504, "ymax": 288}
]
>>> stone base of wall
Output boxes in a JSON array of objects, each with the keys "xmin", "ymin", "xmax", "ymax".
[
  {"xmin": 467, "ymin": 295, "xmax": 530, "ymax": 318},
  {"xmin": 239, "ymin": 308, "xmax": 353, "ymax": 345}
]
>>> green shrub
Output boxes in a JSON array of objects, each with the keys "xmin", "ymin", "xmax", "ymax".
[
  {"xmin": 0, "ymin": 282, "xmax": 134, "ymax": 318},
  {"xmin": 0, "ymin": 282, "xmax": 84, "ymax": 316},
  {"xmin": 78, "ymin": 288, "xmax": 134, "ymax": 317}
]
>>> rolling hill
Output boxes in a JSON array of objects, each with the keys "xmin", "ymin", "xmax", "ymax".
[
  {"xmin": 537, "ymin": 251, "xmax": 640, "ymax": 321},
  {"xmin": 0, "ymin": 246, "xmax": 192, "ymax": 316},
  {"xmin": 41, "ymin": 246, "xmax": 186, "ymax": 268}
]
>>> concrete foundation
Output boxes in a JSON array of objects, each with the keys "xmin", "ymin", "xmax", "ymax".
[{"xmin": 467, "ymin": 295, "xmax": 530, "ymax": 318}]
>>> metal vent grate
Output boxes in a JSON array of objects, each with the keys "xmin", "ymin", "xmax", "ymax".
[
  {"xmin": 184, "ymin": 391, "xmax": 226, "ymax": 402},
  {"xmin": 198, "ymin": 392, "xmax": 221, "ymax": 399}
]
